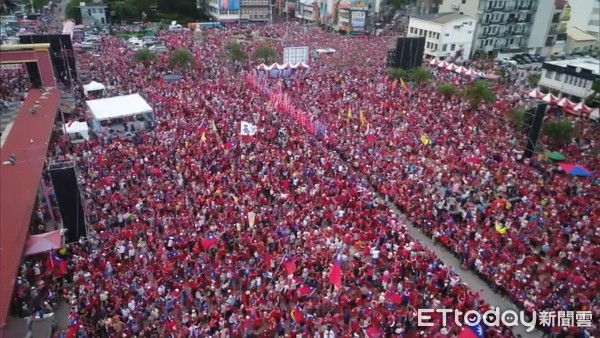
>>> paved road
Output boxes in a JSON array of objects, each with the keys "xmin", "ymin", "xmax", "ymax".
[{"xmin": 384, "ymin": 200, "xmax": 542, "ymax": 338}]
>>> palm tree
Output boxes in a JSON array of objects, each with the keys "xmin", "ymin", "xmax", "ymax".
[
  {"xmin": 388, "ymin": 68, "xmax": 407, "ymax": 81},
  {"xmin": 507, "ymin": 108, "xmax": 528, "ymax": 132},
  {"xmin": 543, "ymin": 120, "xmax": 577, "ymax": 146},
  {"xmin": 437, "ymin": 84, "xmax": 459, "ymax": 99},
  {"xmin": 408, "ymin": 67, "xmax": 432, "ymax": 85},
  {"xmin": 464, "ymin": 80, "xmax": 496, "ymax": 110},
  {"xmin": 253, "ymin": 45, "xmax": 278, "ymax": 64},
  {"xmin": 168, "ymin": 49, "xmax": 195, "ymax": 69},
  {"xmin": 132, "ymin": 48, "xmax": 157, "ymax": 66},
  {"xmin": 227, "ymin": 41, "xmax": 248, "ymax": 63}
]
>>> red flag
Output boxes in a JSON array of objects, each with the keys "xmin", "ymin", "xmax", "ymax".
[
  {"xmin": 297, "ymin": 285, "xmax": 312, "ymax": 297},
  {"xmin": 365, "ymin": 327, "xmax": 381, "ymax": 338},
  {"xmin": 328, "ymin": 251, "xmax": 342, "ymax": 289},
  {"xmin": 66, "ymin": 323, "xmax": 80, "ymax": 338},
  {"xmin": 385, "ymin": 291, "xmax": 402, "ymax": 305},
  {"xmin": 290, "ymin": 307, "xmax": 304, "ymax": 322},
  {"xmin": 283, "ymin": 257, "xmax": 296, "ymax": 275},
  {"xmin": 201, "ymin": 235, "xmax": 217, "ymax": 250}
]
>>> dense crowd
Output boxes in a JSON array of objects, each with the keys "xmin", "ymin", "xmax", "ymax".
[{"xmin": 8, "ymin": 19, "xmax": 598, "ymax": 338}]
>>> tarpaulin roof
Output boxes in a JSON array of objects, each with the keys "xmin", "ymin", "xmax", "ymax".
[{"xmin": 24, "ymin": 230, "xmax": 63, "ymax": 256}]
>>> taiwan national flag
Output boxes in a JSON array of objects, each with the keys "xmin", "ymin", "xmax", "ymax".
[
  {"xmin": 201, "ymin": 234, "xmax": 218, "ymax": 250},
  {"xmin": 458, "ymin": 322, "xmax": 486, "ymax": 338},
  {"xmin": 283, "ymin": 256, "xmax": 297, "ymax": 275},
  {"xmin": 297, "ymin": 285, "xmax": 313, "ymax": 297},
  {"xmin": 328, "ymin": 249, "xmax": 343, "ymax": 289},
  {"xmin": 46, "ymin": 254, "xmax": 68, "ymax": 277},
  {"xmin": 384, "ymin": 290, "xmax": 402, "ymax": 305}
]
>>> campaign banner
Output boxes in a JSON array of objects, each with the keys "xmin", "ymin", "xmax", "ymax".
[
  {"xmin": 351, "ymin": 10, "xmax": 366, "ymax": 31},
  {"xmin": 219, "ymin": 0, "xmax": 240, "ymax": 11}
]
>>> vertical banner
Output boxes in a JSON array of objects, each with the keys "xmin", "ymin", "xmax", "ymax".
[{"xmin": 248, "ymin": 212, "xmax": 256, "ymax": 228}]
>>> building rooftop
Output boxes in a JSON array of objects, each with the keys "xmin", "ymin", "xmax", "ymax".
[
  {"xmin": 566, "ymin": 27, "xmax": 597, "ymax": 42},
  {"xmin": 544, "ymin": 58, "xmax": 600, "ymax": 76},
  {"xmin": 410, "ymin": 12, "xmax": 475, "ymax": 25}
]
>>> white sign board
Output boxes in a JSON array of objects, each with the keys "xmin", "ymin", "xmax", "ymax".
[{"xmin": 283, "ymin": 46, "xmax": 309, "ymax": 65}]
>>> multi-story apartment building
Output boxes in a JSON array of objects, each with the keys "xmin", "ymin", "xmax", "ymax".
[
  {"xmin": 438, "ymin": 0, "xmax": 561, "ymax": 57},
  {"xmin": 564, "ymin": 0, "xmax": 600, "ymax": 38},
  {"xmin": 204, "ymin": 0, "xmax": 271, "ymax": 22}
]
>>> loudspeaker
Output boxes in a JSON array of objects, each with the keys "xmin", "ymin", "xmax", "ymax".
[
  {"xmin": 524, "ymin": 103, "xmax": 547, "ymax": 158},
  {"xmin": 392, "ymin": 37, "xmax": 425, "ymax": 70},
  {"xmin": 386, "ymin": 49, "xmax": 396, "ymax": 68},
  {"xmin": 49, "ymin": 167, "xmax": 87, "ymax": 243},
  {"xmin": 523, "ymin": 107, "xmax": 535, "ymax": 135},
  {"xmin": 19, "ymin": 34, "xmax": 78, "ymax": 86},
  {"xmin": 25, "ymin": 62, "xmax": 42, "ymax": 89}
]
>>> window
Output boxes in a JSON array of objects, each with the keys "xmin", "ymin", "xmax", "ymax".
[
  {"xmin": 419, "ymin": 29, "xmax": 423, "ymax": 35},
  {"xmin": 433, "ymin": 44, "xmax": 438, "ymax": 51},
  {"xmin": 442, "ymin": 44, "xmax": 447, "ymax": 52},
  {"xmin": 451, "ymin": 44, "xmax": 456, "ymax": 51},
  {"xmin": 454, "ymin": 25, "xmax": 461, "ymax": 29},
  {"xmin": 545, "ymin": 70, "xmax": 554, "ymax": 79},
  {"xmin": 445, "ymin": 33, "xmax": 449, "ymax": 36},
  {"xmin": 554, "ymin": 72, "xmax": 561, "ymax": 80},
  {"xmin": 462, "ymin": 0, "xmax": 466, "ymax": 3}
]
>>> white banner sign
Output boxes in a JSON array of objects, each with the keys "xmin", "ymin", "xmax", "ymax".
[{"xmin": 240, "ymin": 121, "xmax": 257, "ymax": 136}]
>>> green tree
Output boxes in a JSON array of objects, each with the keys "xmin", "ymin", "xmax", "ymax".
[
  {"xmin": 132, "ymin": 48, "xmax": 157, "ymax": 66},
  {"xmin": 32, "ymin": 0, "xmax": 45, "ymax": 11},
  {"xmin": 585, "ymin": 81, "xmax": 600, "ymax": 108},
  {"xmin": 387, "ymin": 0, "xmax": 414, "ymax": 12},
  {"xmin": 507, "ymin": 108, "xmax": 528, "ymax": 131},
  {"xmin": 1, "ymin": 0, "xmax": 17, "ymax": 15},
  {"xmin": 408, "ymin": 67, "xmax": 432, "ymax": 85},
  {"xmin": 253, "ymin": 45, "xmax": 278, "ymax": 64},
  {"xmin": 388, "ymin": 68, "xmax": 407, "ymax": 81},
  {"xmin": 65, "ymin": 0, "xmax": 83, "ymax": 23},
  {"xmin": 437, "ymin": 84, "xmax": 459, "ymax": 99},
  {"xmin": 543, "ymin": 120, "xmax": 577, "ymax": 146},
  {"xmin": 168, "ymin": 48, "xmax": 195, "ymax": 69},
  {"xmin": 227, "ymin": 41, "xmax": 248, "ymax": 63},
  {"xmin": 529, "ymin": 74, "xmax": 540, "ymax": 87},
  {"xmin": 464, "ymin": 80, "xmax": 496, "ymax": 110}
]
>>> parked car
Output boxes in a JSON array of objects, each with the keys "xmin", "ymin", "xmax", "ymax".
[
  {"xmin": 520, "ymin": 54, "xmax": 534, "ymax": 63},
  {"xmin": 149, "ymin": 45, "xmax": 168, "ymax": 53}
]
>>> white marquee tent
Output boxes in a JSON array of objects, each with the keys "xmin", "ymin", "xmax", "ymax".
[
  {"xmin": 83, "ymin": 81, "xmax": 106, "ymax": 96},
  {"xmin": 86, "ymin": 94, "xmax": 153, "ymax": 121},
  {"xmin": 63, "ymin": 121, "xmax": 90, "ymax": 140}
]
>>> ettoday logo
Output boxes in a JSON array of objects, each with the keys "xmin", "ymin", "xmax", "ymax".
[
  {"xmin": 418, "ymin": 308, "xmax": 532, "ymax": 333},
  {"xmin": 418, "ymin": 308, "xmax": 593, "ymax": 332}
]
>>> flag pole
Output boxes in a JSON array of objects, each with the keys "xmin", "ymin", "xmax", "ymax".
[{"xmin": 267, "ymin": 252, "xmax": 287, "ymax": 289}]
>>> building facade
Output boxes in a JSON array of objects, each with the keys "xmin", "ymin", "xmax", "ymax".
[
  {"xmin": 438, "ymin": 0, "xmax": 562, "ymax": 57},
  {"xmin": 407, "ymin": 13, "xmax": 477, "ymax": 60},
  {"xmin": 204, "ymin": 0, "xmax": 271, "ymax": 22},
  {"xmin": 538, "ymin": 58, "xmax": 599, "ymax": 100},
  {"xmin": 79, "ymin": 3, "xmax": 108, "ymax": 27},
  {"xmin": 564, "ymin": 0, "xmax": 600, "ymax": 38}
]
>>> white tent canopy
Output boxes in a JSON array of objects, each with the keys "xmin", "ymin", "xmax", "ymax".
[
  {"xmin": 83, "ymin": 81, "xmax": 106, "ymax": 95},
  {"xmin": 63, "ymin": 121, "xmax": 90, "ymax": 140},
  {"xmin": 256, "ymin": 62, "xmax": 310, "ymax": 71},
  {"xmin": 86, "ymin": 94, "xmax": 153, "ymax": 121}
]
